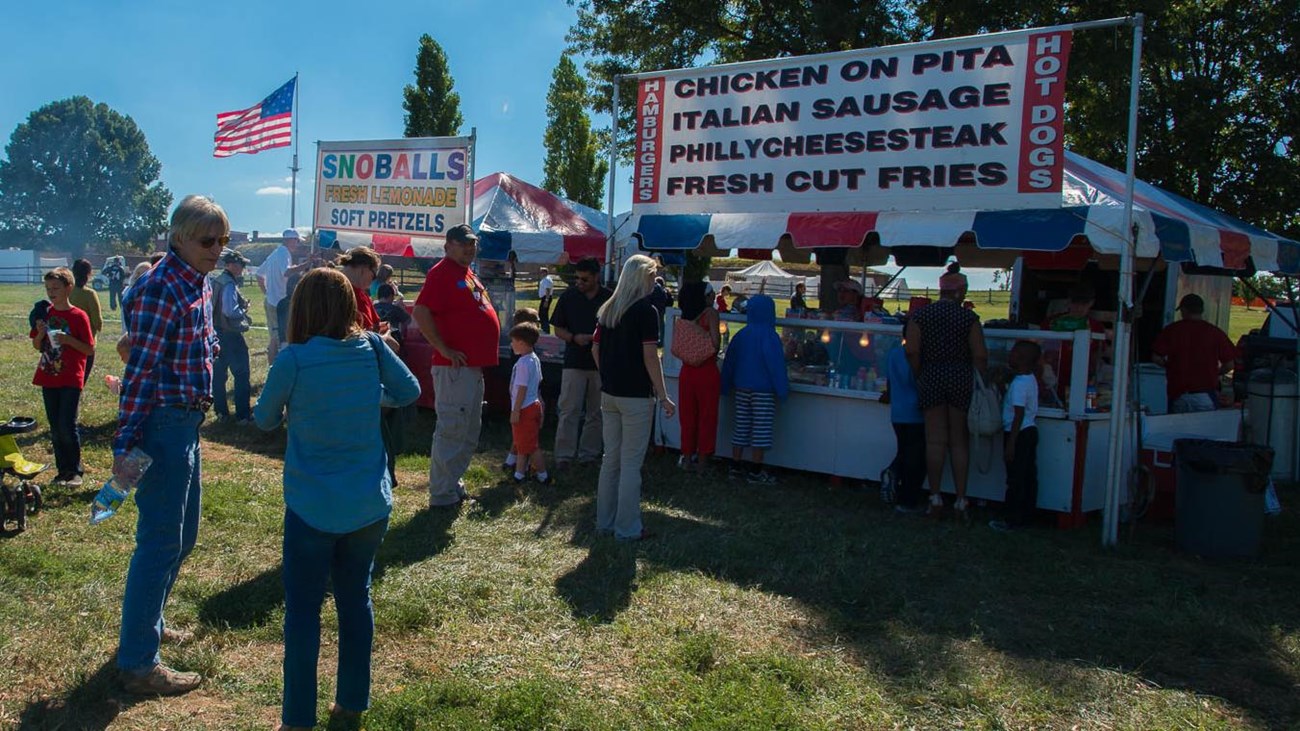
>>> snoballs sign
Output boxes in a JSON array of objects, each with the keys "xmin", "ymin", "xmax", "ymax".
[
  {"xmin": 314, "ymin": 137, "xmax": 471, "ymax": 239},
  {"xmin": 632, "ymin": 30, "xmax": 1072, "ymax": 214}
]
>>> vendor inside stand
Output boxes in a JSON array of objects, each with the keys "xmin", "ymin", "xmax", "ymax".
[
  {"xmin": 1043, "ymin": 284, "xmax": 1108, "ymax": 406},
  {"xmin": 1151, "ymin": 293, "xmax": 1238, "ymax": 413},
  {"xmin": 833, "ymin": 280, "xmax": 864, "ymax": 320}
]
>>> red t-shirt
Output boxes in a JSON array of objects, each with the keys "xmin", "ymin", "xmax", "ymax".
[
  {"xmin": 30, "ymin": 305, "xmax": 94, "ymax": 389},
  {"xmin": 1151, "ymin": 318, "xmax": 1236, "ymax": 402},
  {"xmin": 353, "ymin": 285, "xmax": 380, "ymax": 332},
  {"xmin": 414, "ymin": 259, "xmax": 500, "ymax": 367}
]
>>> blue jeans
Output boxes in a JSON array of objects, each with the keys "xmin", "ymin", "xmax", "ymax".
[
  {"xmin": 117, "ymin": 406, "xmax": 205, "ymax": 674},
  {"xmin": 41, "ymin": 386, "xmax": 82, "ymax": 477},
  {"xmin": 282, "ymin": 509, "xmax": 388, "ymax": 727},
  {"xmin": 213, "ymin": 330, "xmax": 251, "ymax": 420}
]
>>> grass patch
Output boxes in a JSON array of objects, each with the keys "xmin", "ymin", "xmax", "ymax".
[{"xmin": 0, "ymin": 282, "xmax": 1296, "ymax": 729}]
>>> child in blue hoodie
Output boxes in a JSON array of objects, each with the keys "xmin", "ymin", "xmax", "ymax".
[{"xmin": 721, "ymin": 294, "xmax": 789, "ymax": 484}]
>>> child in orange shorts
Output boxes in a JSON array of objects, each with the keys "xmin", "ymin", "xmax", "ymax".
[{"xmin": 508, "ymin": 322, "xmax": 549, "ymax": 484}]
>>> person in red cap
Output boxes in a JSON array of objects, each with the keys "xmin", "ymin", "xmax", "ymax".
[{"xmin": 1151, "ymin": 294, "xmax": 1236, "ymax": 413}]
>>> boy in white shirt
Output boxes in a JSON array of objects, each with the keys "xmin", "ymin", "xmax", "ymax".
[
  {"xmin": 991, "ymin": 340, "xmax": 1041, "ymax": 532},
  {"xmin": 509, "ymin": 322, "xmax": 549, "ymax": 484}
]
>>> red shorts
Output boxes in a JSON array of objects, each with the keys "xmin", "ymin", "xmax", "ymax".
[{"xmin": 511, "ymin": 402, "xmax": 543, "ymax": 455}]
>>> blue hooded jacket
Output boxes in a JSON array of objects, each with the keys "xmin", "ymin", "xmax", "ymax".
[{"xmin": 720, "ymin": 294, "xmax": 790, "ymax": 398}]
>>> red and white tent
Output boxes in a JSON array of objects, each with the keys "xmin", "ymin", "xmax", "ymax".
[{"xmin": 318, "ymin": 172, "xmax": 609, "ymax": 264}]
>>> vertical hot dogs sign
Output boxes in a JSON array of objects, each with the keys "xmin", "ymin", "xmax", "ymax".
[
  {"xmin": 632, "ymin": 30, "xmax": 1072, "ymax": 214},
  {"xmin": 314, "ymin": 136, "xmax": 472, "ymax": 239}
]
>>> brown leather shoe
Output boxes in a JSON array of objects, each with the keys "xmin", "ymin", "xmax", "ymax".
[
  {"xmin": 161, "ymin": 626, "xmax": 195, "ymax": 645},
  {"xmin": 120, "ymin": 663, "xmax": 202, "ymax": 695}
]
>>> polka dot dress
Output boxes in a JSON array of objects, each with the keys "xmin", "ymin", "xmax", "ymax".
[{"xmin": 913, "ymin": 300, "xmax": 978, "ymax": 410}]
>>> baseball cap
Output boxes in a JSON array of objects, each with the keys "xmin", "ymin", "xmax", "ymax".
[
  {"xmin": 446, "ymin": 224, "xmax": 478, "ymax": 244},
  {"xmin": 1176, "ymin": 293, "xmax": 1205, "ymax": 314},
  {"xmin": 282, "ymin": 228, "xmax": 303, "ymax": 241},
  {"xmin": 221, "ymin": 249, "xmax": 250, "ymax": 265},
  {"xmin": 835, "ymin": 280, "xmax": 864, "ymax": 294}
]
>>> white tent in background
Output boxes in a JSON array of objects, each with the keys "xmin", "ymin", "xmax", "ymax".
[
  {"xmin": 725, "ymin": 260, "xmax": 807, "ymax": 297},
  {"xmin": 867, "ymin": 276, "xmax": 911, "ymax": 301}
]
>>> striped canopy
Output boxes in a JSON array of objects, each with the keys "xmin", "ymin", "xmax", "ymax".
[
  {"xmin": 630, "ymin": 151, "xmax": 1299, "ymax": 274},
  {"xmin": 318, "ymin": 172, "xmax": 609, "ymax": 264}
]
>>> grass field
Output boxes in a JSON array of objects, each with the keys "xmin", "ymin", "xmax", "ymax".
[{"xmin": 0, "ymin": 282, "xmax": 1298, "ymax": 730}]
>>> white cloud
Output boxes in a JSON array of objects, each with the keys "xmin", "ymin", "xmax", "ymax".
[{"xmin": 256, "ymin": 186, "xmax": 293, "ymax": 196}]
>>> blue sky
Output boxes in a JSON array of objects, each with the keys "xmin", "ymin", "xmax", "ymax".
[
  {"xmin": 0, "ymin": 0, "xmax": 623, "ymax": 236},
  {"xmin": 1, "ymin": 0, "xmax": 993, "ymax": 289}
]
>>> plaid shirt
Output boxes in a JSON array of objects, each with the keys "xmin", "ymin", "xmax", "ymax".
[{"xmin": 113, "ymin": 251, "xmax": 216, "ymax": 455}]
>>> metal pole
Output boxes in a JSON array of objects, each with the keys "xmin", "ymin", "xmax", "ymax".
[
  {"xmin": 468, "ymin": 127, "xmax": 477, "ymax": 227},
  {"xmin": 290, "ymin": 72, "xmax": 300, "ymax": 229},
  {"xmin": 605, "ymin": 76, "xmax": 621, "ymax": 285},
  {"xmin": 1102, "ymin": 14, "xmax": 1145, "ymax": 547}
]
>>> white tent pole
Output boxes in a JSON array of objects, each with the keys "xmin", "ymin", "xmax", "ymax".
[
  {"xmin": 468, "ymin": 127, "xmax": 477, "ymax": 227},
  {"xmin": 1102, "ymin": 14, "xmax": 1145, "ymax": 548},
  {"xmin": 605, "ymin": 76, "xmax": 621, "ymax": 285}
]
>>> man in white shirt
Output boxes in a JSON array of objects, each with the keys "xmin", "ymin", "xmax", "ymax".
[
  {"xmin": 256, "ymin": 228, "xmax": 306, "ymax": 363},
  {"xmin": 538, "ymin": 266, "xmax": 555, "ymax": 333}
]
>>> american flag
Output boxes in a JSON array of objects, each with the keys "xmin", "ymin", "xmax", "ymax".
[{"xmin": 213, "ymin": 77, "xmax": 295, "ymax": 158}]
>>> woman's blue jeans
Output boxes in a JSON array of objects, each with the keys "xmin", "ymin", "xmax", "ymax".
[
  {"xmin": 281, "ymin": 509, "xmax": 388, "ymax": 727},
  {"xmin": 117, "ymin": 406, "xmax": 204, "ymax": 675}
]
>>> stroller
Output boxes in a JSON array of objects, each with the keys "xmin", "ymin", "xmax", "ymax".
[{"xmin": 1, "ymin": 417, "xmax": 47, "ymax": 533}]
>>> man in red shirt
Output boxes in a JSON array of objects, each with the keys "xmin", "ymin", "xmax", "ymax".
[
  {"xmin": 413, "ymin": 224, "xmax": 501, "ymax": 509},
  {"xmin": 1152, "ymin": 294, "xmax": 1236, "ymax": 413}
]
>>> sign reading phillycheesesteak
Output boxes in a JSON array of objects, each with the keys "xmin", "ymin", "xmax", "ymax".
[
  {"xmin": 315, "ymin": 137, "xmax": 471, "ymax": 238},
  {"xmin": 632, "ymin": 30, "xmax": 1072, "ymax": 214}
]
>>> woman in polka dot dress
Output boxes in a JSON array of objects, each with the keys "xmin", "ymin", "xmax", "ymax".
[{"xmin": 905, "ymin": 264, "xmax": 988, "ymax": 518}]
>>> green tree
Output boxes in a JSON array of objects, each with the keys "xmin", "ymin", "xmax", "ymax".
[
  {"xmin": 0, "ymin": 96, "xmax": 171, "ymax": 255},
  {"xmin": 542, "ymin": 54, "xmax": 609, "ymax": 209},
  {"xmin": 402, "ymin": 34, "xmax": 463, "ymax": 137}
]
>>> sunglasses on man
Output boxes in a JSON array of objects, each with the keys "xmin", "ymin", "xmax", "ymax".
[{"xmin": 198, "ymin": 235, "xmax": 231, "ymax": 249}]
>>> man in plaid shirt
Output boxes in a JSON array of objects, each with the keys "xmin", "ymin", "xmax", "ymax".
[{"xmin": 113, "ymin": 195, "xmax": 228, "ymax": 696}]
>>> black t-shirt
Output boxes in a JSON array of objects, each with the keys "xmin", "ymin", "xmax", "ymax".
[
  {"xmin": 595, "ymin": 299, "xmax": 659, "ymax": 398},
  {"xmin": 551, "ymin": 285, "xmax": 612, "ymax": 370}
]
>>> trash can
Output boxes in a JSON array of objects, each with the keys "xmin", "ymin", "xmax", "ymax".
[{"xmin": 1173, "ymin": 439, "xmax": 1273, "ymax": 558}]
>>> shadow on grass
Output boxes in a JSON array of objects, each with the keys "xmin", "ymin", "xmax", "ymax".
[
  {"xmin": 198, "ymin": 563, "xmax": 285, "ymax": 630},
  {"xmin": 373, "ymin": 506, "xmax": 459, "ymax": 582},
  {"xmin": 17, "ymin": 658, "xmax": 139, "ymax": 730},
  {"xmin": 555, "ymin": 537, "xmax": 639, "ymax": 623},
  {"xmin": 529, "ymin": 450, "xmax": 1300, "ymax": 726}
]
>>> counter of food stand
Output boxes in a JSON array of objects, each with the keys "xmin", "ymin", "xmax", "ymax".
[{"xmin": 658, "ymin": 309, "xmax": 1137, "ymax": 521}]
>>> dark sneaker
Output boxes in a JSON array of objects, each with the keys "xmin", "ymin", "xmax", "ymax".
[
  {"xmin": 512, "ymin": 474, "xmax": 527, "ymax": 484},
  {"xmin": 500, "ymin": 461, "xmax": 516, "ymax": 473},
  {"xmin": 728, "ymin": 465, "xmax": 745, "ymax": 480},
  {"xmin": 988, "ymin": 519, "xmax": 1018, "ymax": 533},
  {"xmin": 747, "ymin": 470, "xmax": 777, "ymax": 485},
  {"xmin": 121, "ymin": 663, "xmax": 202, "ymax": 696},
  {"xmin": 535, "ymin": 474, "xmax": 553, "ymax": 486},
  {"xmin": 894, "ymin": 504, "xmax": 926, "ymax": 516}
]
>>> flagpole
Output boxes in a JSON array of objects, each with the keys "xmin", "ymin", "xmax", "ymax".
[{"xmin": 290, "ymin": 71, "xmax": 300, "ymax": 229}]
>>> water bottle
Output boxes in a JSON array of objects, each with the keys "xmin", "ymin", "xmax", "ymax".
[
  {"xmin": 89, "ymin": 447, "xmax": 153, "ymax": 525},
  {"xmin": 827, "ymin": 365, "xmax": 837, "ymax": 389}
]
